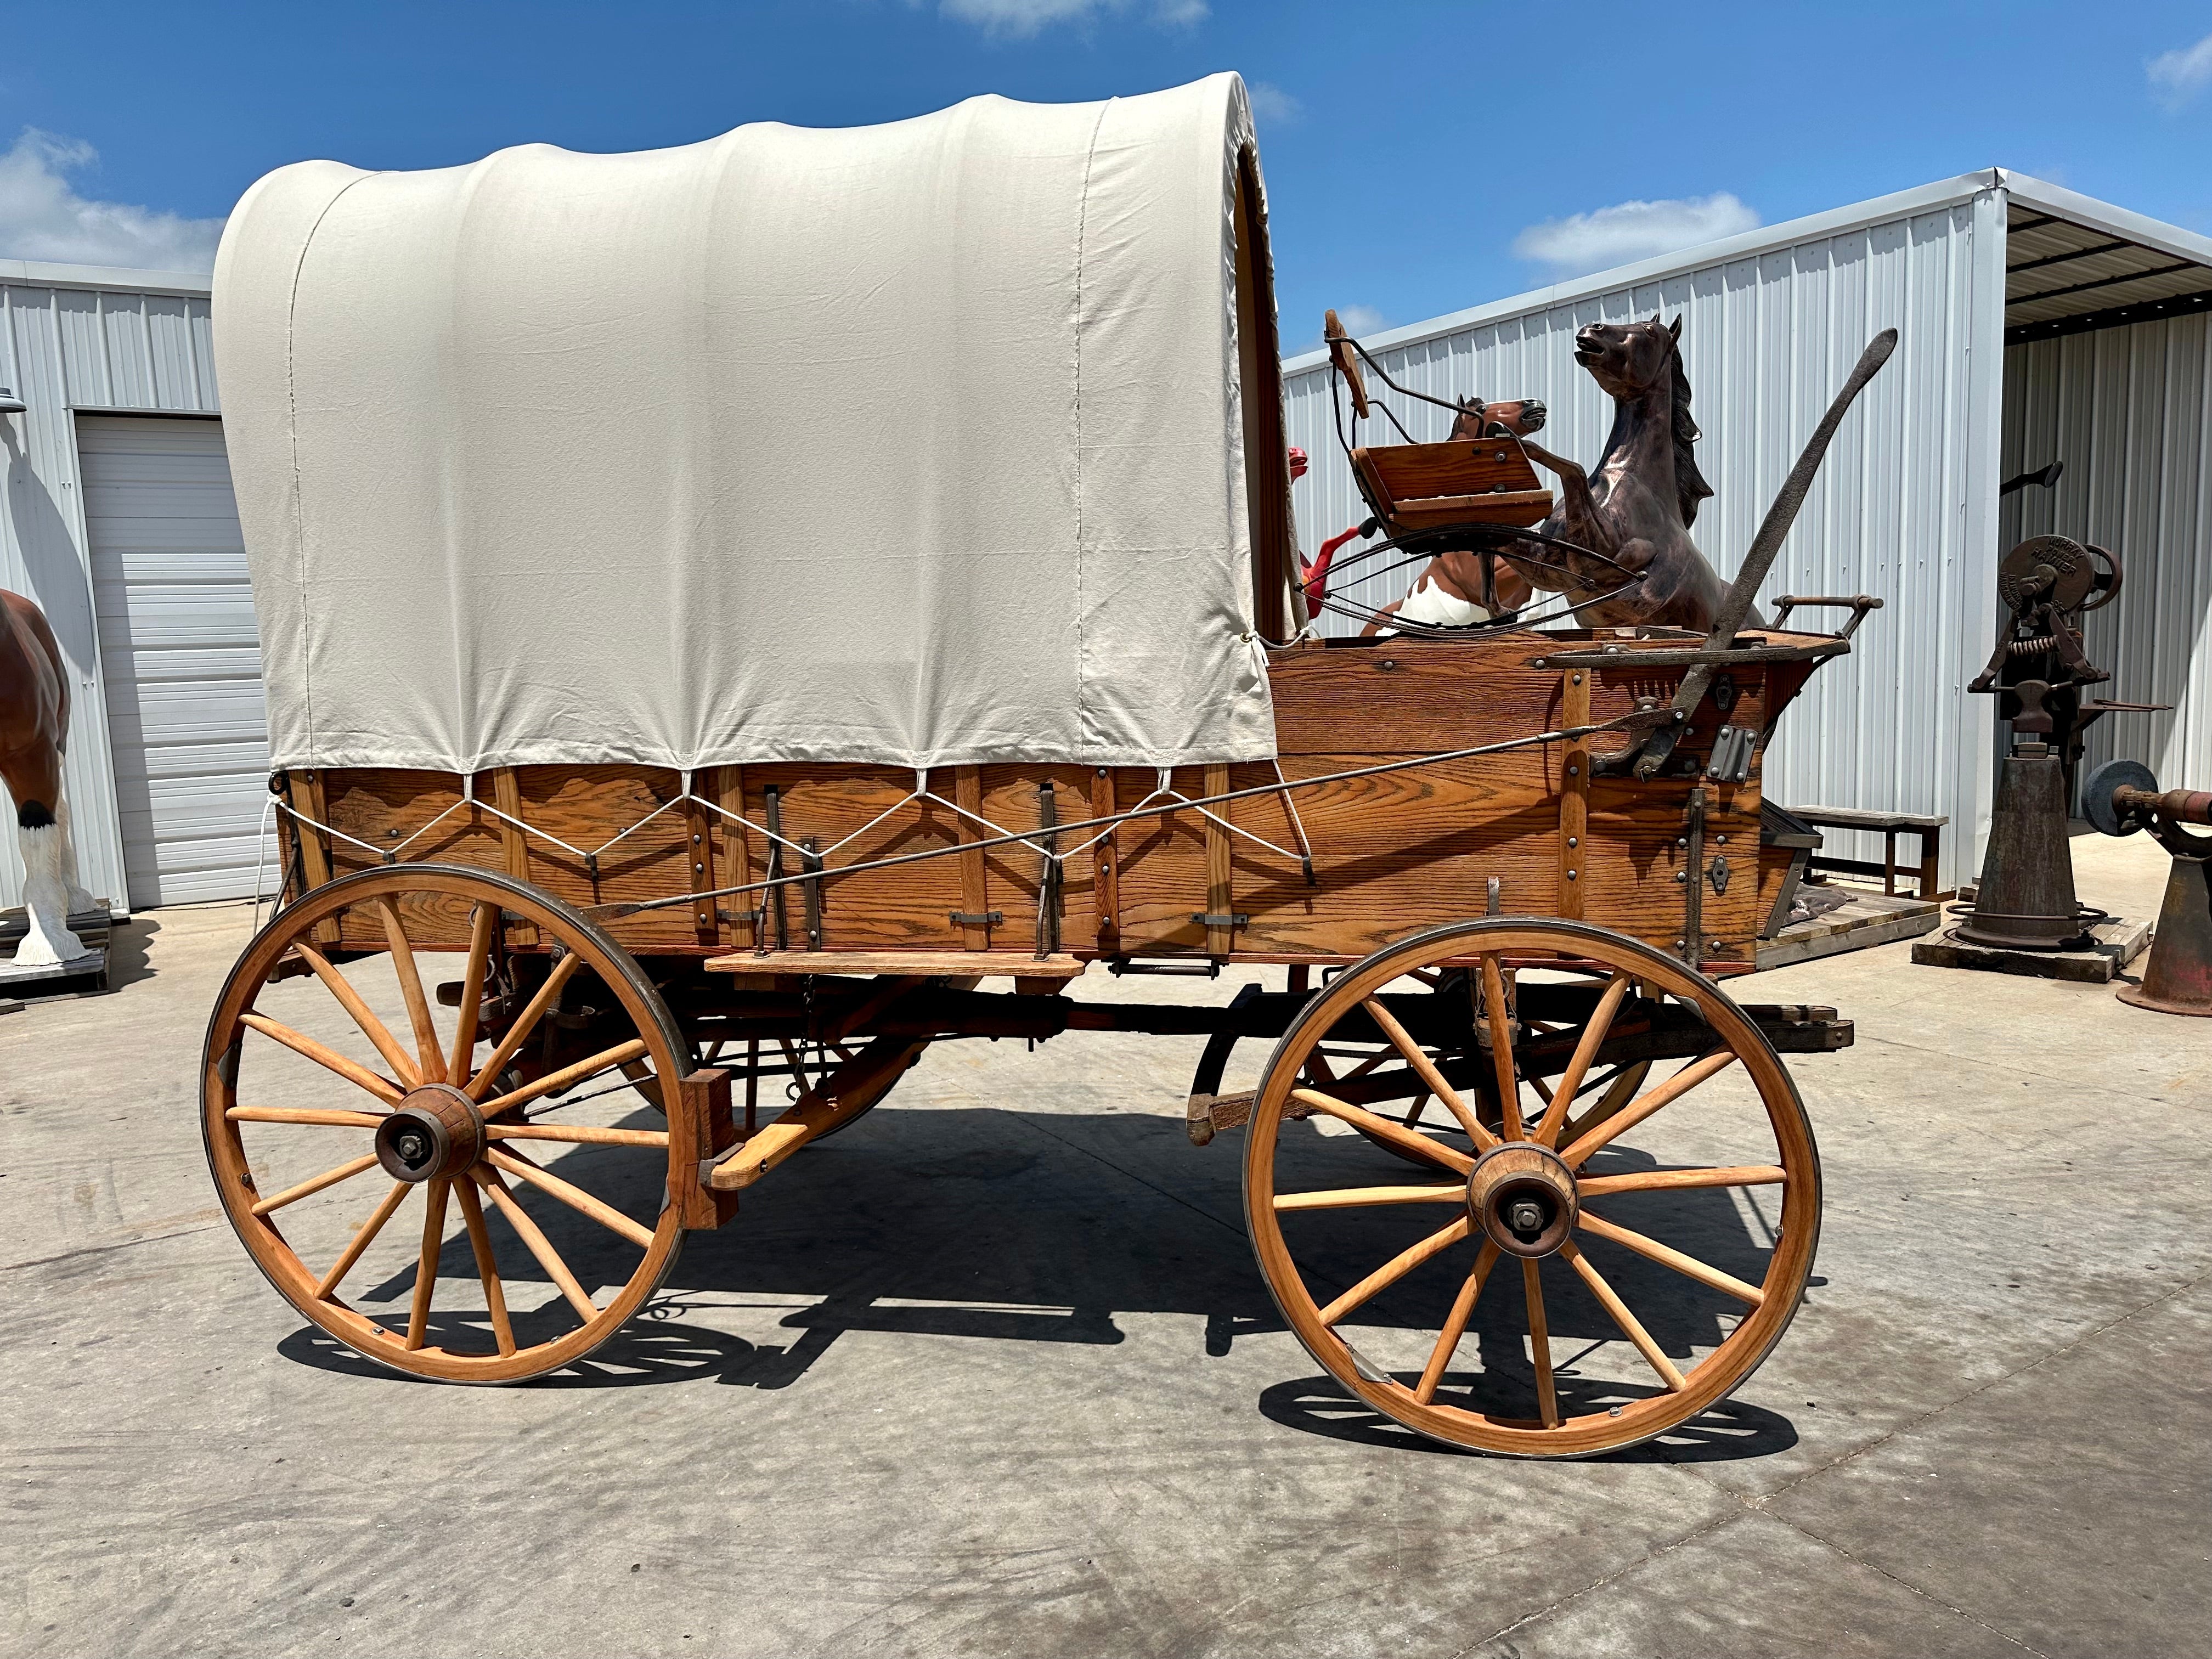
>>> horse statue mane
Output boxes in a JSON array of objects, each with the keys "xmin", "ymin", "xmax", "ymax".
[{"xmin": 1666, "ymin": 339, "xmax": 1715, "ymax": 528}]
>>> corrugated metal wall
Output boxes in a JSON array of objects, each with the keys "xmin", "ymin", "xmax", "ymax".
[
  {"xmin": 0, "ymin": 280, "xmax": 219, "ymax": 915},
  {"xmin": 1284, "ymin": 193, "xmax": 2008, "ymax": 887},
  {"xmin": 2000, "ymin": 314, "xmax": 2211, "ymax": 797}
]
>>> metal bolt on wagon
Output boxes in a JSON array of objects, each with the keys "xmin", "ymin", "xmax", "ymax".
[{"xmin": 204, "ymin": 74, "xmax": 1897, "ymax": 1456}]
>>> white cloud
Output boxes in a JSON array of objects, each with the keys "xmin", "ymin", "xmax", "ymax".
[
  {"xmin": 1247, "ymin": 81, "xmax": 1301, "ymax": 126},
  {"xmin": 0, "ymin": 129, "xmax": 223, "ymax": 272},
  {"xmin": 2148, "ymin": 29, "xmax": 2212, "ymax": 108},
  {"xmin": 1513, "ymin": 192, "xmax": 1760, "ymax": 279},
  {"xmin": 940, "ymin": 0, "xmax": 1206, "ymax": 37}
]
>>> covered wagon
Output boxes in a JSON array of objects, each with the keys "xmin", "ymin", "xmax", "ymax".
[{"xmin": 204, "ymin": 74, "xmax": 1869, "ymax": 1455}]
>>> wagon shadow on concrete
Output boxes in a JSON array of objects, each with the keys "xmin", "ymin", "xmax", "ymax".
[{"xmin": 277, "ymin": 1104, "xmax": 1804, "ymax": 1460}]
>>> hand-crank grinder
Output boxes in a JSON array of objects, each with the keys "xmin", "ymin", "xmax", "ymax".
[{"xmin": 2084, "ymin": 760, "xmax": 2212, "ymax": 1015}]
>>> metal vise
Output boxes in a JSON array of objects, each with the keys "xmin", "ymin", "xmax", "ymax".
[{"xmin": 2084, "ymin": 760, "xmax": 2212, "ymax": 1016}]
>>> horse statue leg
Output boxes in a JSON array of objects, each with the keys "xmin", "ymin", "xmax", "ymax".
[
  {"xmin": 1519, "ymin": 440, "xmax": 1627, "ymax": 606},
  {"xmin": 7, "ymin": 762, "xmax": 89, "ymax": 967},
  {"xmin": 2, "ymin": 591, "xmax": 90, "ymax": 967}
]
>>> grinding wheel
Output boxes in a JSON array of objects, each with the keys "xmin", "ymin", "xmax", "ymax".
[{"xmin": 2084, "ymin": 758, "xmax": 2158, "ymax": 838}]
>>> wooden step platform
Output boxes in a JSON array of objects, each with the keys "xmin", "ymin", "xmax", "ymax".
[{"xmin": 1754, "ymin": 885, "xmax": 1942, "ymax": 971}]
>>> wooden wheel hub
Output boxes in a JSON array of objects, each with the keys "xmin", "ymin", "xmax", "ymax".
[
  {"xmin": 375, "ymin": 1085, "xmax": 486, "ymax": 1183},
  {"xmin": 1466, "ymin": 1142, "xmax": 1577, "ymax": 1259}
]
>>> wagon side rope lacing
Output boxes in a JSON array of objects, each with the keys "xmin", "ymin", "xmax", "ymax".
[{"xmin": 257, "ymin": 714, "xmax": 1658, "ymax": 927}]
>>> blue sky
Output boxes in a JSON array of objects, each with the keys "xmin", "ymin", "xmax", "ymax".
[{"xmin": 2, "ymin": 1, "xmax": 2209, "ymax": 343}]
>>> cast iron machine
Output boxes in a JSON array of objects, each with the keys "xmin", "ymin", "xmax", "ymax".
[
  {"xmin": 1955, "ymin": 533, "xmax": 2139, "ymax": 951},
  {"xmin": 2084, "ymin": 760, "xmax": 2212, "ymax": 1015}
]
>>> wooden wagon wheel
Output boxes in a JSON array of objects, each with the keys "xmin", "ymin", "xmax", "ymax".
[
  {"xmin": 202, "ymin": 865, "xmax": 692, "ymax": 1383},
  {"xmin": 1245, "ymin": 917, "xmax": 1820, "ymax": 1458}
]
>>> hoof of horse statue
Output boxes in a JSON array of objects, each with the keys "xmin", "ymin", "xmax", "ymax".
[{"xmin": 14, "ymin": 821, "xmax": 89, "ymax": 966}]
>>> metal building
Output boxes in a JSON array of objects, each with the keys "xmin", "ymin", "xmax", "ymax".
[
  {"xmin": 1283, "ymin": 170, "xmax": 2212, "ymax": 887},
  {"xmin": 0, "ymin": 258, "xmax": 252, "ymax": 918},
  {"xmin": 7, "ymin": 170, "xmax": 2207, "ymax": 918}
]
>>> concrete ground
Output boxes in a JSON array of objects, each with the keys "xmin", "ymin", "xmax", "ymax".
[{"xmin": 3, "ymin": 831, "xmax": 2206, "ymax": 1658}]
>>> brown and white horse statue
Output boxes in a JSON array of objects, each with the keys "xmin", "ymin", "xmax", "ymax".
[
  {"xmin": 1515, "ymin": 314, "xmax": 1743, "ymax": 631},
  {"xmin": 2, "ymin": 589, "xmax": 95, "ymax": 965}
]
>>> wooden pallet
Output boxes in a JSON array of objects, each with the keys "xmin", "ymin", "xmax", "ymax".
[
  {"xmin": 0, "ymin": 907, "xmax": 111, "ymax": 994},
  {"xmin": 1911, "ymin": 911, "xmax": 2151, "ymax": 983},
  {"xmin": 1754, "ymin": 884, "xmax": 1941, "ymax": 970}
]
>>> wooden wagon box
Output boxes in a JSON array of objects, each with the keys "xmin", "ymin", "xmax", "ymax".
[{"xmin": 274, "ymin": 627, "xmax": 1833, "ymax": 979}]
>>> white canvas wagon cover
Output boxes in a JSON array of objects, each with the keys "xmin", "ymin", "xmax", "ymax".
[{"xmin": 215, "ymin": 73, "xmax": 1288, "ymax": 776}]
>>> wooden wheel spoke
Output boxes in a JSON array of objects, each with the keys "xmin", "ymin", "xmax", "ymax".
[
  {"xmin": 485, "ymin": 1124, "xmax": 669, "ymax": 1148},
  {"xmin": 1291, "ymin": 1088, "xmax": 1476, "ymax": 1175},
  {"xmin": 448, "ymin": 903, "xmax": 498, "ymax": 1090},
  {"xmin": 313, "ymin": 1180, "xmax": 411, "ymax": 1300},
  {"xmin": 238, "ymin": 1013, "xmax": 405, "ymax": 1107},
  {"xmin": 1358, "ymin": 1001, "xmax": 1499, "ymax": 1152},
  {"xmin": 1397, "ymin": 1088, "xmax": 1433, "ymax": 1129},
  {"xmin": 227, "ymin": 1105, "xmax": 385, "ymax": 1129},
  {"xmin": 1274, "ymin": 1182, "xmax": 1465, "ymax": 1212},
  {"xmin": 1577, "ymin": 1210, "xmax": 1765, "ymax": 1305},
  {"xmin": 376, "ymin": 898, "xmax": 447, "ymax": 1085},
  {"xmin": 1524, "ymin": 1257, "xmax": 1558, "ymax": 1427},
  {"xmin": 405, "ymin": 1178, "xmax": 451, "ymax": 1350},
  {"xmin": 455, "ymin": 1178, "xmax": 516, "ymax": 1356},
  {"xmin": 475, "ymin": 1169, "xmax": 599, "ymax": 1322},
  {"xmin": 1559, "ymin": 1049, "xmax": 1738, "ymax": 1169},
  {"xmin": 292, "ymin": 941, "xmax": 421, "ymax": 1089},
  {"xmin": 1577, "ymin": 1164, "xmax": 1785, "ymax": 1197},
  {"xmin": 477, "ymin": 1038, "xmax": 651, "ymax": 1118},
  {"xmin": 1479, "ymin": 957, "xmax": 1523, "ymax": 1141},
  {"xmin": 250, "ymin": 1152, "xmax": 382, "ymax": 1216},
  {"xmin": 1533, "ymin": 972, "xmax": 1630, "ymax": 1146},
  {"xmin": 464, "ymin": 953, "xmax": 584, "ymax": 1102},
  {"xmin": 1558, "ymin": 1062, "xmax": 1650, "ymax": 1147},
  {"xmin": 1317, "ymin": 1215, "xmax": 1472, "ymax": 1327},
  {"xmin": 1561, "ymin": 1240, "xmax": 1686, "ymax": 1391},
  {"xmin": 482, "ymin": 1146, "xmax": 656, "ymax": 1250},
  {"xmin": 1415, "ymin": 1239, "xmax": 1499, "ymax": 1404}
]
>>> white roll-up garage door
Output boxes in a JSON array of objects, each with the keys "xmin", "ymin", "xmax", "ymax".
[{"xmin": 81, "ymin": 414, "xmax": 272, "ymax": 908}]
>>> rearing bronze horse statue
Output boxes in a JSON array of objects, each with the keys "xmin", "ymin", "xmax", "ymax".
[{"xmin": 1516, "ymin": 315, "xmax": 1746, "ymax": 631}]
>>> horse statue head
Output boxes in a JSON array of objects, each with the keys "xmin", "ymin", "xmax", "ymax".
[
  {"xmin": 1448, "ymin": 395, "xmax": 1547, "ymax": 441},
  {"xmin": 1570, "ymin": 315, "xmax": 1714, "ymax": 528}
]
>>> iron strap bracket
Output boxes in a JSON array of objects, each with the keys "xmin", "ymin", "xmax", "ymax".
[
  {"xmin": 949, "ymin": 910, "xmax": 1004, "ymax": 927},
  {"xmin": 1679, "ymin": 787, "xmax": 1708, "ymax": 972},
  {"xmin": 1191, "ymin": 913, "xmax": 1250, "ymax": 928}
]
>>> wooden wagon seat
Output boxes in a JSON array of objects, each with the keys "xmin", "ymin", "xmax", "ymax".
[{"xmin": 1351, "ymin": 437, "xmax": 1555, "ymax": 535}]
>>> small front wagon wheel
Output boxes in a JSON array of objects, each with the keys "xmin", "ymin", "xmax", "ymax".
[
  {"xmin": 1244, "ymin": 917, "xmax": 1820, "ymax": 1458},
  {"xmin": 203, "ymin": 865, "xmax": 692, "ymax": 1383}
]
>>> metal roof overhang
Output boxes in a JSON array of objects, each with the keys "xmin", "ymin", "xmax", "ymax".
[
  {"xmin": 2001, "ymin": 176, "xmax": 2212, "ymax": 343},
  {"xmin": 1282, "ymin": 170, "xmax": 2212, "ymax": 373}
]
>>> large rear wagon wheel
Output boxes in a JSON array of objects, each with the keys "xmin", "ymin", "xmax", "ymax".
[
  {"xmin": 1244, "ymin": 917, "xmax": 1820, "ymax": 1458},
  {"xmin": 203, "ymin": 865, "xmax": 692, "ymax": 1383}
]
